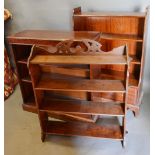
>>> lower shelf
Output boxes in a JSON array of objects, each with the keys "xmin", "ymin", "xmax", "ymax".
[
  {"xmin": 46, "ymin": 121, "xmax": 123, "ymax": 140},
  {"xmin": 22, "ymin": 102, "xmax": 37, "ymax": 113}
]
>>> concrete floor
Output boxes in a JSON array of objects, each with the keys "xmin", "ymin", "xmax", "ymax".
[{"xmin": 5, "ymin": 85, "xmax": 150, "ymax": 155}]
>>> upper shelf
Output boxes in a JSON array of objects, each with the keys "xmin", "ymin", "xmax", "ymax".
[
  {"xmin": 8, "ymin": 30, "xmax": 101, "ymax": 45},
  {"xmin": 101, "ymin": 33, "xmax": 143, "ymax": 42},
  {"xmin": 30, "ymin": 55, "xmax": 127, "ymax": 65}
]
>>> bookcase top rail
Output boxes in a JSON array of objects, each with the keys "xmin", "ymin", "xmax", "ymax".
[{"xmin": 73, "ymin": 11, "xmax": 146, "ymax": 18}]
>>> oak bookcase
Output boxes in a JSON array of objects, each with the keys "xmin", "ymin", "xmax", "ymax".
[
  {"xmin": 28, "ymin": 40, "xmax": 129, "ymax": 147},
  {"xmin": 73, "ymin": 7, "xmax": 148, "ymax": 116}
]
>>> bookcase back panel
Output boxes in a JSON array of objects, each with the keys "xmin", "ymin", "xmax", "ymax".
[
  {"xmin": 99, "ymin": 39, "xmax": 142, "ymax": 57},
  {"xmin": 12, "ymin": 45, "xmax": 32, "ymax": 61},
  {"xmin": 74, "ymin": 16, "xmax": 145, "ymax": 37},
  {"xmin": 36, "ymin": 64, "xmax": 90, "ymax": 100}
]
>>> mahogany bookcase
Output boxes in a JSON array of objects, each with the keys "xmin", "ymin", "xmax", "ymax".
[{"xmin": 73, "ymin": 7, "xmax": 148, "ymax": 116}]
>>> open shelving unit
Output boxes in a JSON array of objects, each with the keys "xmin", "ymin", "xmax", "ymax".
[
  {"xmin": 28, "ymin": 39, "xmax": 129, "ymax": 147},
  {"xmin": 73, "ymin": 7, "xmax": 148, "ymax": 116}
]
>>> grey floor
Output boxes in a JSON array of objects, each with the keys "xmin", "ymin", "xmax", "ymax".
[{"xmin": 4, "ymin": 85, "xmax": 150, "ymax": 155}]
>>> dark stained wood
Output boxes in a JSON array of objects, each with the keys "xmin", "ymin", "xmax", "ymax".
[
  {"xmin": 40, "ymin": 98, "xmax": 124, "ymax": 116},
  {"xmin": 130, "ymin": 55, "xmax": 141, "ymax": 64},
  {"xmin": 46, "ymin": 121, "xmax": 123, "ymax": 140},
  {"xmin": 22, "ymin": 96, "xmax": 37, "ymax": 113},
  {"xmin": 73, "ymin": 7, "xmax": 81, "ymax": 15},
  {"xmin": 22, "ymin": 102, "xmax": 37, "ymax": 113},
  {"xmin": 35, "ymin": 75, "xmax": 125, "ymax": 93}
]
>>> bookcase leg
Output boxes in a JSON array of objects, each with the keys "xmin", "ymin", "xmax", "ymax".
[
  {"xmin": 121, "ymin": 140, "xmax": 126, "ymax": 148},
  {"xmin": 41, "ymin": 133, "xmax": 46, "ymax": 142},
  {"xmin": 133, "ymin": 109, "xmax": 140, "ymax": 117}
]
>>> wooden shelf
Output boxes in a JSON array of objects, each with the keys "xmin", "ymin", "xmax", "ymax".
[
  {"xmin": 21, "ymin": 76, "xmax": 32, "ymax": 83},
  {"xmin": 101, "ymin": 33, "xmax": 143, "ymax": 42},
  {"xmin": 22, "ymin": 97, "xmax": 37, "ymax": 113},
  {"xmin": 40, "ymin": 98, "xmax": 124, "ymax": 116},
  {"xmin": 46, "ymin": 121, "xmax": 123, "ymax": 140},
  {"xmin": 8, "ymin": 30, "xmax": 101, "ymax": 45},
  {"xmin": 99, "ymin": 69, "xmax": 138, "ymax": 87},
  {"xmin": 30, "ymin": 55, "xmax": 127, "ymax": 65},
  {"xmin": 129, "ymin": 55, "xmax": 141, "ymax": 64},
  {"xmin": 35, "ymin": 74, "xmax": 125, "ymax": 92}
]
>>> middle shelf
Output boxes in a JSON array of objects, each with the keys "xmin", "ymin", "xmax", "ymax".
[
  {"xmin": 35, "ymin": 74, "xmax": 126, "ymax": 93},
  {"xmin": 40, "ymin": 98, "xmax": 124, "ymax": 116}
]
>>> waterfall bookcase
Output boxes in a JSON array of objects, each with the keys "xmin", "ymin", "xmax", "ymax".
[{"xmin": 28, "ymin": 39, "xmax": 129, "ymax": 147}]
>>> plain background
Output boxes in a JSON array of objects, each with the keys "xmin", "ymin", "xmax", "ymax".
[{"xmin": 4, "ymin": 0, "xmax": 150, "ymax": 91}]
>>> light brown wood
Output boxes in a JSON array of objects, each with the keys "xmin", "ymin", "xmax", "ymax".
[{"xmin": 31, "ymin": 55, "xmax": 127, "ymax": 65}]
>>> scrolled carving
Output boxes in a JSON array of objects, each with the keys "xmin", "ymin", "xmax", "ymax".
[
  {"xmin": 82, "ymin": 39, "xmax": 102, "ymax": 53},
  {"xmin": 31, "ymin": 39, "xmax": 127, "ymax": 56},
  {"xmin": 56, "ymin": 40, "xmax": 74, "ymax": 54}
]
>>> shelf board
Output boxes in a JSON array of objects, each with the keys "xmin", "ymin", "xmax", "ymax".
[
  {"xmin": 8, "ymin": 30, "xmax": 101, "ymax": 44},
  {"xmin": 35, "ymin": 74, "xmax": 126, "ymax": 92},
  {"xmin": 99, "ymin": 69, "xmax": 138, "ymax": 87},
  {"xmin": 17, "ymin": 59, "xmax": 27, "ymax": 64},
  {"xmin": 40, "ymin": 98, "xmax": 124, "ymax": 116},
  {"xmin": 21, "ymin": 76, "xmax": 32, "ymax": 83},
  {"xmin": 46, "ymin": 121, "xmax": 123, "ymax": 140},
  {"xmin": 101, "ymin": 33, "xmax": 143, "ymax": 42},
  {"xmin": 30, "ymin": 55, "xmax": 127, "ymax": 65},
  {"xmin": 22, "ymin": 98, "xmax": 37, "ymax": 113},
  {"xmin": 129, "ymin": 55, "xmax": 141, "ymax": 64}
]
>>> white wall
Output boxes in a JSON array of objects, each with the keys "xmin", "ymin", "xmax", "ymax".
[
  {"xmin": 4, "ymin": 0, "xmax": 149, "ymax": 33},
  {"xmin": 4, "ymin": 0, "xmax": 150, "ymax": 90}
]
